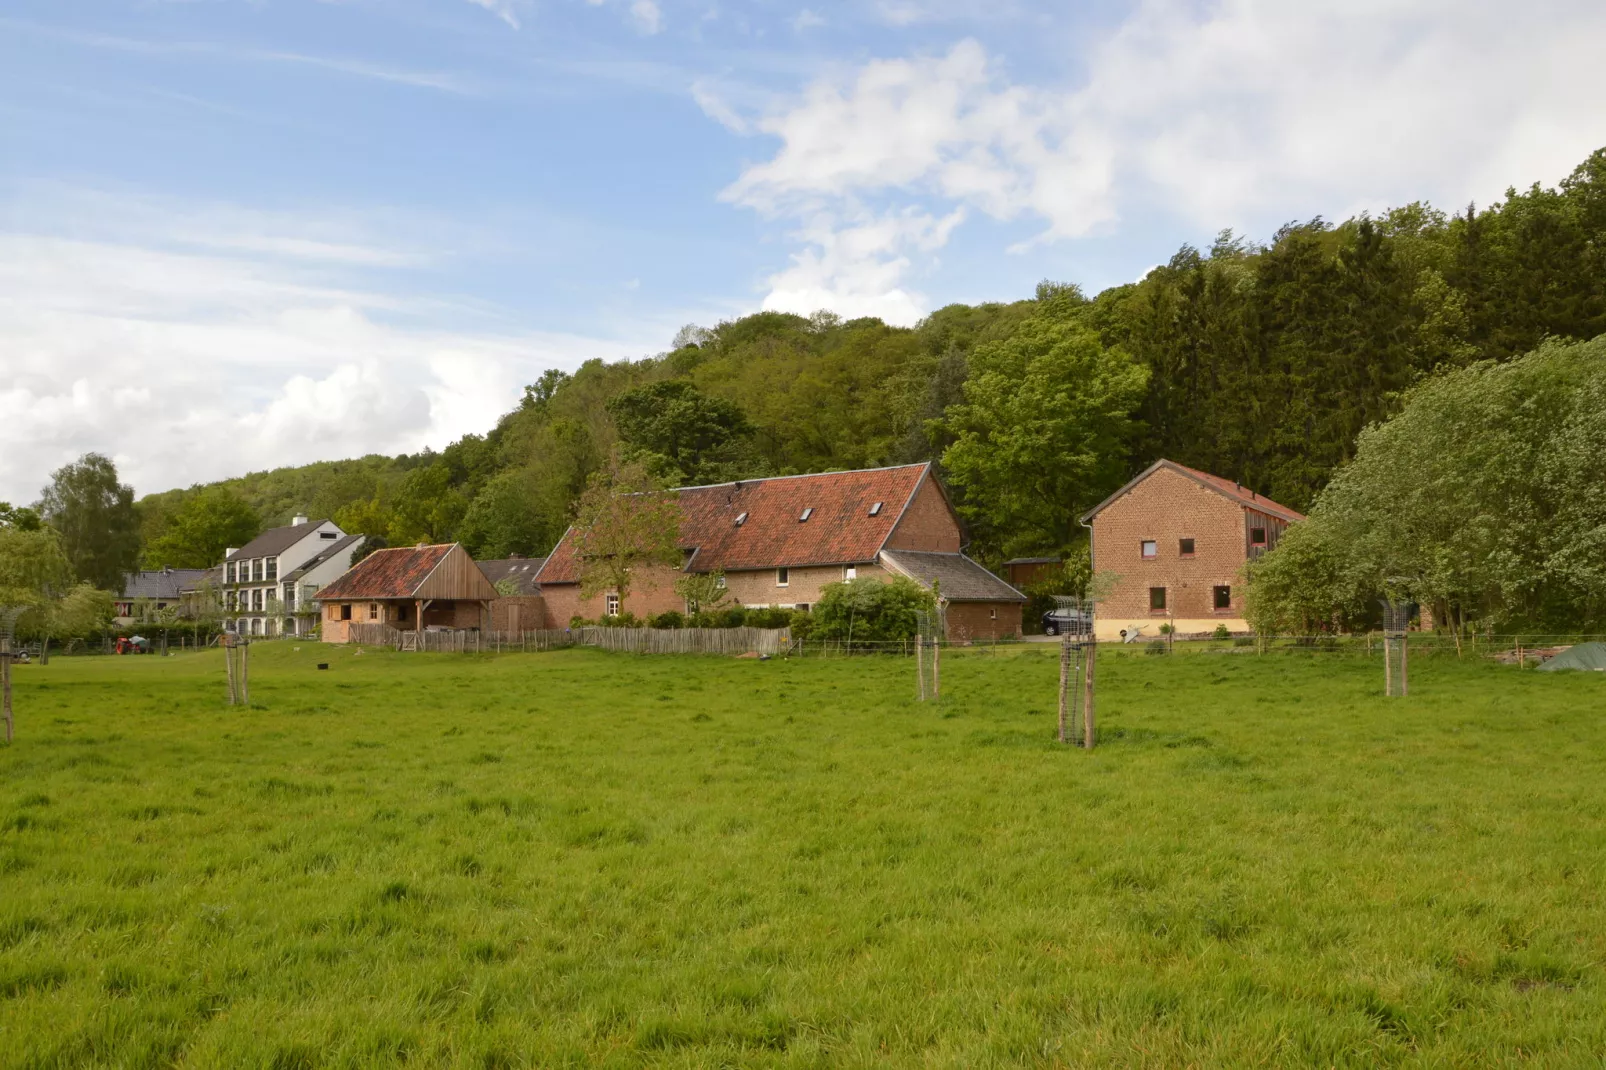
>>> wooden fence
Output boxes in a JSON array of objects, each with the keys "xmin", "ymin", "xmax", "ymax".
[
  {"xmin": 575, "ymin": 626, "xmax": 788, "ymax": 656},
  {"xmin": 345, "ymin": 624, "xmax": 788, "ymax": 657}
]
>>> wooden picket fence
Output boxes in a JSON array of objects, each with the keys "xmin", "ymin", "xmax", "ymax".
[
  {"xmin": 347, "ymin": 623, "xmax": 786, "ymax": 657},
  {"xmin": 575, "ymin": 626, "xmax": 788, "ymax": 656}
]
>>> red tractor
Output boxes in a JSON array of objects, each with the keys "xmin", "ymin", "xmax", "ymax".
[{"xmin": 114, "ymin": 636, "xmax": 152, "ymax": 655}]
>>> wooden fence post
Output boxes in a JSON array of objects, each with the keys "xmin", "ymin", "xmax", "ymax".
[
  {"xmin": 932, "ymin": 637, "xmax": 940, "ymax": 699},
  {"xmin": 240, "ymin": 642, "xmax": 250, "ymax": 706},
  {"xmin": 1083, "ymin": 638, "xmax": 1097, "ymax": 750},
  {"xmin": 2, "ymin": 639, "xmax": 13, "ymax": 744},
  {"xmin": 1057, "ymin": 637, "xmax": 1070, "ymax": 745}
]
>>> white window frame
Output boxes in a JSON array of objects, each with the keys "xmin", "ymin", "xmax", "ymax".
[
  {"xmin": 715, "ymin": 575, "xmax": 726, "ymax": 589},
  {"xmin": 1141, "ymin": 540, "xmax": 1158, "ymax": 559},
  {"xmin": 844, "ymin": 565, "xmax": 857, "ymax": 580},
  {"xmin": 605, "ymin": 592, "xmax": 620, "ymax": 616},
  {"xmin": 776, "ymin": 568, "xmax": 789, "ymax": 587}
]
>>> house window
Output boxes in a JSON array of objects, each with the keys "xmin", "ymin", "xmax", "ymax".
[
  {"xmin": 1149, "ymin": 587, "xmax": 1167, "ymax": 611},
  {"xmin": 799, "ymin": 508, "xmax": 813, "ymax": 522},
  {"xmin": 868, "ymin": 501, "xmax": 883, "ymax": 516},
  {"xmin": 795, "ymin": 603, "xmax": 810, "ymax": 612},
  {"xmin": 844, "ymin": 566, "xmax": 857, "ymax": 580},
  {"xmin": 1141, "ymin": 540, "xmax": 1158, "ymax": 559},
  {"xmin": 319, "ymin": 531, "xmax": 337, "ymax": 541},
  {"xmin": 227, "ymin": 591, "xmax": 238, "ymax": 611},
  {"xmin": 989, "ymin": 607, "xmax": 998, "ymax": 620},
  {"xmin": 226, "ymin": 562, "xmax": 236, "ymax": 584},
  {"xmin": 369, "ymin": 603, "xmax": 379, "ymax": 620},
  {"xmin": 776, "ymin": 568, "xmax": 789, "ymax": 587},
  {"xmin": 265, "ymin": 557, "xmax": 278, "ymax": 581},
  {"xmin": 1179, "ymin": 538, "xmax": 1195, "ymax": 557},
  {"xmin": 253, "ymin": 589, "xmax": 264, "ymax": 611},
  {"xmin": 340, "ymin": 604, "xmax": 352, "ymax": 621},
  {"xmin": 715, "ymin": 575, "xmax": 726, "ymax": 589},
  {"xmin": 250, "ymin": 618, "xmax": 262, "ymax": 635},
  {"xmin": 1213, "ymin": 585, "xmax": 1232, "ymax": 610},
  {"xmin": 1250, "ymin": 527, "xmax": 1267, "ymax": 547},
  {"xmin": 605, "ymin": 593, "xmax": 620, "ymax": 616}
]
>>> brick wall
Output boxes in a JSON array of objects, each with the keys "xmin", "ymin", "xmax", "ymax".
[
  {"xmin": 945, "ymin": 601, "xmax": 1022, "ymax": 641},
  {"xmin": 884, "ymin": 478, "xmax": 962, "ymax": 552},
  {"xmin": 725, "ymin": 562, "xmax": 887, "ymax": 607},
  {"xmin": 1092, "ymin": 466, "xmax": 1249, "ymax": 631}
]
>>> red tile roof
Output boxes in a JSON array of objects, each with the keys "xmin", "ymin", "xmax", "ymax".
[
  {"xmin": 1082, "ymin": 459, "xmax": 1306, "ymax": 524},
  {"xmin": 314, "ymin": 544, "xmax": 452, "ymax": 599},
  {"xmin": 537, "ymin": 463, "xmax": 933, "ymax": 584}
]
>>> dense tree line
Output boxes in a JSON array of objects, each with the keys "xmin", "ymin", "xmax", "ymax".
[{"xmin": 123, "ymin": 148, "xmax": 1605, "ymax": 604}]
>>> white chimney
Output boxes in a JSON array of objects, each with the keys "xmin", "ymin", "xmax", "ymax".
[
  {"xmin": 225, "ymin": 548, "xmax": 238, "ymax": 558},
  {"xmin": 292, "ymin": 514, "xmax": 309, "ymax": 526}
]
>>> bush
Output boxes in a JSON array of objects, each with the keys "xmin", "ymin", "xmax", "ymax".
[
  {"xmin": 788, "ymin": 608, "xmax": 814, "ymax": 639},
  {"xmin": 745, "ymin": 606, "xmax": 793, "ymax": 629},
  {"xmin": 647, "ymin": 611, "xmax": 685, "ymax": 630},
  {"xmin": 1213, "ymin": 624, "xmax": 1231, "ymax": 639},
  {"xmin": 1145, "ymin": 640, "xmax": 1168, "ymax": 655},
  {"xmin": 715, "ymin": 606, "xmax": 748, "ymax": 629},
  {"xmin": 811, "ymin": 577, "xmax": 934, "ymax": 644}
]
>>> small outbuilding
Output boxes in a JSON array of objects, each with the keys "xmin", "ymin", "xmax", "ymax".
[{"xmin": 315, "ymin": 543, "xmax": 499, "ymax": 643}]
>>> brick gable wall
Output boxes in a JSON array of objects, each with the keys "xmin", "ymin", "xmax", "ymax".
[
  {"xmin": 883, "ymin": 477, "xmax": 962, "ymax": 552},
  {"xmin": 1092, "ymin": 465, "xmax": 1249, "ymax": 636}
]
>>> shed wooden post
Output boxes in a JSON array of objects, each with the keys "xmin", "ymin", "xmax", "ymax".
[
  {"xmin": 2, "ymin": 638, "xmax": 13, "ymax": 744},
  {"xmin": 1083, "ymin": 638, "xmax": 1097, "ymax": 750},
  {"xmin": 1401, "ymin": 633, "xmax": 1409, "ymax": 696},
  {"xmin": 1056, "ymin": 637, "xmax": 1070, "ymax": 745}
]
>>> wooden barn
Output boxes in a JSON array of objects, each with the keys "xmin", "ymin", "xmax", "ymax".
[{"xmin": 315, "ymin": 543, "xmax": 499, "ymax": 643}]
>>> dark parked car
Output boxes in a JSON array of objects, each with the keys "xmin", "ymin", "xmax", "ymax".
[{"xmin": 1040, "ymin": 608, "xmax": 1091, "ymax": 637}]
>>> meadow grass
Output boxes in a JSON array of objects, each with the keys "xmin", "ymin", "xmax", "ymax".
[{"xmin": 1, "ymin": 642, "xmax": 1604, "ymax": 1067}]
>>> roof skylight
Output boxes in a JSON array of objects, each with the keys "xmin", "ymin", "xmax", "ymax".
[
  {"xmin": 799, "ymin": 507, "xmax": 813, "ymax": 522},
  {"xmin": 869, "ymin": 501, "xmax": 883, "ymax": 516},
  {"xmin": 734, "ymin": 512, "xmax": 748, "ymax": 526}
]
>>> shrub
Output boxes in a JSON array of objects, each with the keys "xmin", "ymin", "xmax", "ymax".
[
  {"xmin": 745, "ymin": 606, "xmax": 793, "ymax": 629},
  {"xmin": 1159, "ymin": 623, "xmax": 1174, "ymax": 635},
  {"xmin": 647, "ymin": 611, "xmax": 685, "ymax": 630},
  {"xmin": 788, "ymin": 609, "xmax": 814, "ymax": 639},
  {"xmin": 1213, "ymin": 624, "xmax": 1232, "ymax": 639},
  {"xmin": 715, "ymin": 606, "xmax": 748, "ymax": 629},
  {"xmin": 1145, "ymin": 640, "xmax": 1168, "ymax": 655},
  {"xmin": 811, "ymin": 577, "xmax": 934, "ymax": 643}
]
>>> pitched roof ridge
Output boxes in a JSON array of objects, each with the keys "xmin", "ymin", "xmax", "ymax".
[{"xmin": 665, "ymin": 461, "xmax": 931, "ymax": 495}]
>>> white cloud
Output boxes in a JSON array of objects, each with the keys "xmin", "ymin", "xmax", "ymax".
[
  {"xmin": 792, "ymin": 9, "xmax": 826, "ymax": 32},
  {"xmin": 0, "ymin": 195, "xmax": 662, "ymax": 502},
  {"xmin": 630, "ymin": 0, "xmax": 664, "ymax": 34},
  {"xmin": 718, "ymin": 0, "xmax": 1606, "ymax": 318},
  {"xmin": 760, "ymin": 208, "xmax": 963, "ymax": 326},
  {"xmin": 463, "ymin": 0, "xmax": 523, "ymax": 30}
]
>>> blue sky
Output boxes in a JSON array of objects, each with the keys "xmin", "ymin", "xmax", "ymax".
[{"xmin": 3, "ymin": 0, "xmax": 1604, "ymax": 501}]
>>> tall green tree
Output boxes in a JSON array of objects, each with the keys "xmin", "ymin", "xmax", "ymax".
[
  {"xmin": 142, "ymin": 487, "xmax": 261, "ymax": 568},
  {"xmin": 38, "ymin": 453, "xmax": 139, "ymax": 590},
  {"xmin": 607, "ymin": 379, "xmax": 758, "ymax": 486},
  {"xmin": 570, "ymin": 456, "xmax": 681, "ymax": 616},
  {"xmin": 940, "ymin": 290, "xmax": 1149, "ymax": 557}
]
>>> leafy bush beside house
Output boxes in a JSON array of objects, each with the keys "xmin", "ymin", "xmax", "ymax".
[{"xmin": 810, "ymin": 577, "xmax": 935, "ymax": 644}]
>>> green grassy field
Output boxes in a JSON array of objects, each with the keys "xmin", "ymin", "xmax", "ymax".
[{"xmin": 2, "ymin": 643, "xmax": 1604, "ymax": 1068}]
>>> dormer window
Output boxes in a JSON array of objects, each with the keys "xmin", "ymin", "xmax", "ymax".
[
  {"xmin": 799, "ymin": 508, "xmax": 813, "ymax": 522},
  {"xmin": 734, "ymin": 512, "xmax": 748, "ymax": 526},
  {"xmin": 869, "ymin": 501, "xmax": 883, "ymax": 516}
]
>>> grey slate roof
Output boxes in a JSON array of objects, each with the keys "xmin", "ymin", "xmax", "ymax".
[
  {"xmin": 879, "ymin": 550, "xmax": 1027, "ymax": 603},
  {"xmin": 283, "ymin": 534, "xmax": 365, "ymax": 581},
  {"xmin": 226, "ymin": 520, "xmax": 332, "ymax": 562},
  {"xmin": 120, "ymin": 569, "xmax": 213, "ymax": 601},
  {"xmin": 478, "ymin": 557, "xmax": 546, "ymax": 594}
]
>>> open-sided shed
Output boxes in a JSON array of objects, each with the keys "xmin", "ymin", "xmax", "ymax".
[{"xmin": 315, "ymin": 543, "xmax": 499, "ymax": 643}]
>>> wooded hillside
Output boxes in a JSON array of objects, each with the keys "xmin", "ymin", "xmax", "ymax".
[{"xmin": 135, "ymin": 148, "xmax": 1606, "ymax": 568}]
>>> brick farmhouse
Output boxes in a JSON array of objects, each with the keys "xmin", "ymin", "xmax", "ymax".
[
  {"xmin": 1082, "ymin": 459, "xmax": 1304, "ymax": 640},
  {"xmin": 316, "ymin": 543, "xmax": 499, "ymax": 643},
  {"xmin": 535, "ymin": 463, "xmax": 1026, "ymax": 640}
]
